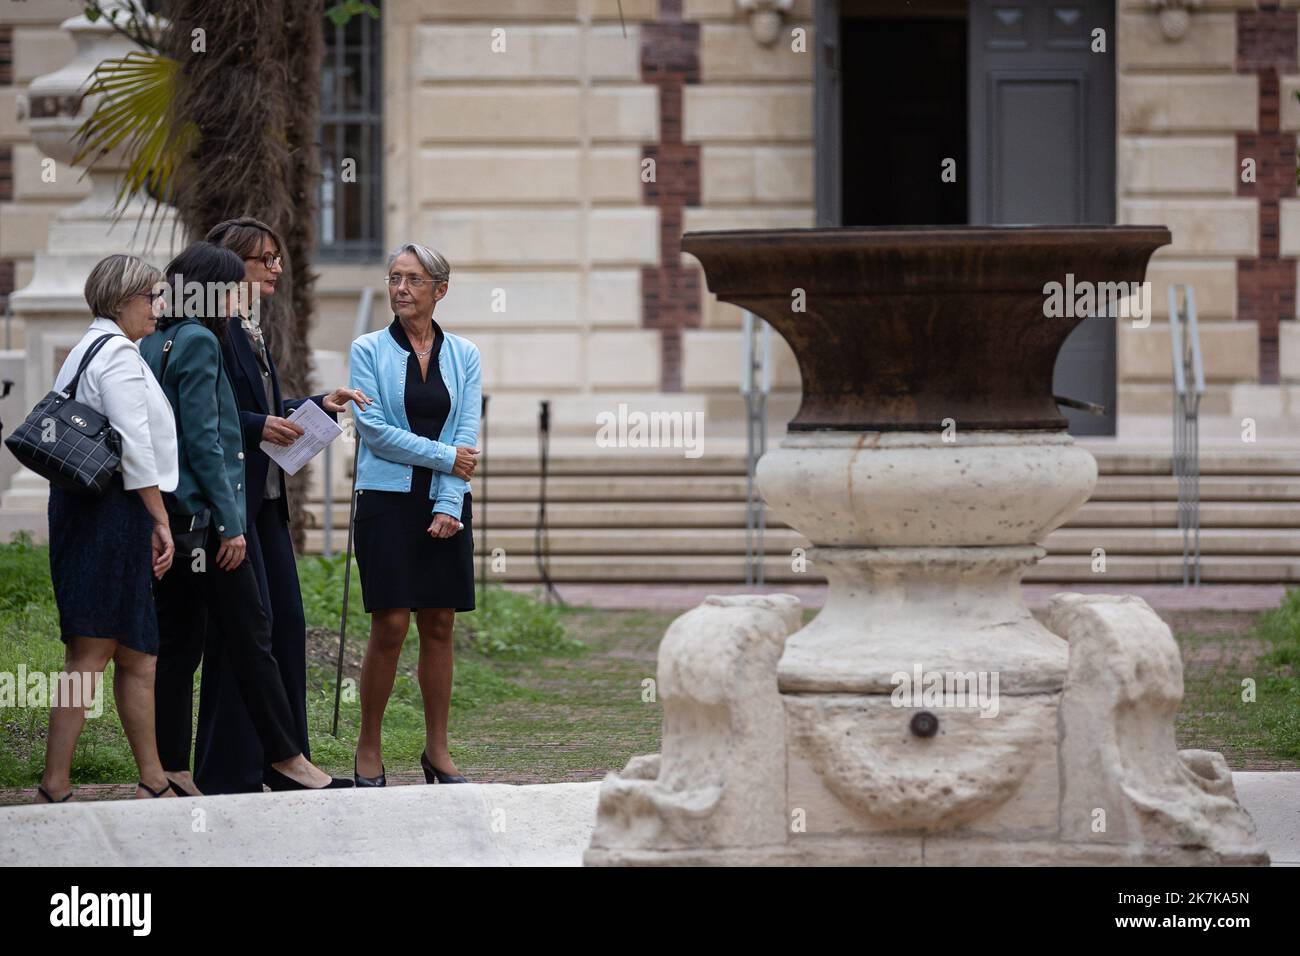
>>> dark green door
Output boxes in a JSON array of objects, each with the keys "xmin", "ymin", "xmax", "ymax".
[{"xmin": 968, "ymin": 0, "xmax": 1118, "ymax": 435}]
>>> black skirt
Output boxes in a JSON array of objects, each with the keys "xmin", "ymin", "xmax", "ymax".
[
  {"xmin": 47, "ymin": 474, "xmax": 159, "ymax": 652},
  {"xmin": 353, "ymin": 468, "xmax": 475, "ymax": 613}
]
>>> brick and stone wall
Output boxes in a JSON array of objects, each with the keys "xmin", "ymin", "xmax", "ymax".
[
  {"xmin": 371, "ymin": 0, "xmax": 667, "ymax": 440},
  {"xmin": 361, "ymin": 0, "xmax": 815, "ymax": 440},
  {"xmin": 1117, "ymin": 1, "xmax": 1261, "ymax": 419},
  {"xmin": 7, "ymin": 0, "xmax": 1297, "ymax": 442},
  {"xmin": 0, "ymin": 1, "xmax": 85, "ymax": 352}
]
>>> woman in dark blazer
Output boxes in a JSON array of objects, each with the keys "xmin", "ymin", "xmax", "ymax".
[
  {"xmin": 192, "ymin": 217, "xmax": 369, "ymax": 794},
  {"xmin": 141, "ymin": 240, "xmax": 350, "ymax": 793}
]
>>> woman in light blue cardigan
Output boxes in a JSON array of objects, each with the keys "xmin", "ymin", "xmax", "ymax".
[{"xmin": 349, "ymin": 243, "xmax": 481, "ymax": 787}]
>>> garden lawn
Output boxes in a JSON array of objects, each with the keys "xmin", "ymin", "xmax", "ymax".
[{"xmin": 1, "ymin": 535, "xmax": 1297, "ymax": 803}]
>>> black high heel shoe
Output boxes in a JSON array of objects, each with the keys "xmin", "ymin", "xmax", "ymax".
[
  {"xmin": 354, "ymin": 756, "xmax": 386, "ymax": 788},
  {"xmin": 165, "ymin": 776, "xmax": 200, "ymax": 798},
  {"xmin": 136, "ymin": 780, "xmax": 175, "ymax": 798},
  {"xmin": 421, "ymin": 750, "xmax": 468, "ymax": 784},
  {"xmin": 264, "ymin": 766, "xmax": 354, "ymax": 791},
  {"xmin": 37, "ymin": 785, "xmax": 72, "ymax": 803}
]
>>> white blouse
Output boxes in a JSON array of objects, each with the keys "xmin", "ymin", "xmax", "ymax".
[{"xmin": 52, "ymin": 317, "xmax": 178, "ymax": 493}]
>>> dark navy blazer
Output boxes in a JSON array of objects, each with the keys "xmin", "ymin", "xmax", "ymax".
[{"xmin": 221, "ymin": 321, "xmax": 333, "ymax": 524}]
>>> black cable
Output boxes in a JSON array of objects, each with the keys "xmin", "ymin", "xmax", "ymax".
[
  {"xmin": 478, "ymin": 393, "xmax": 488, "ymax": 609},
  {"xmin": 534, "ymin": 399, "xmax": 563, "ymax": 605}
]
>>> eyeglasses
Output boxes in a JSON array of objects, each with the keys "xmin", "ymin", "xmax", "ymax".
[
  {"xmin": 246, "ymin": 253, "xmax": 283, "ymax": 270},
  {"xmin": 387, "ymin": 274, "xmax": 447, "ymax": 288}
]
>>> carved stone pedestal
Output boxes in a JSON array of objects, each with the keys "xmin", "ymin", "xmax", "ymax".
[{"xmin": 584, "ymin": 227, "xmax": 1267, "ymax": 866}]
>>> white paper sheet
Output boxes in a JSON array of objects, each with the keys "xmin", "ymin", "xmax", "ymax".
[{"xmin": 258, "ymin": 399, "xmax": 343, "ymax": 476}]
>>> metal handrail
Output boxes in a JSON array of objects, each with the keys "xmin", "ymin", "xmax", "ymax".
[
  {"xmin": 352, "ymin": 285, "xmax": 376, "ymax": 343},
  {"xmin": 741, "ymin": 310, "xmax": 771, "ymax": 586},
  {"xmin": 321, "ymin": 286, "xmax": 378, "ymax": 554},
  {"xmin": 1169, "ymin": 284, "xmax": 1204, "ymax": 586}
]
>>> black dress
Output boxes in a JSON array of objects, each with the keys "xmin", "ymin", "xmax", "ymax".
[{"xmin": 353, "ymin": 318, "xmax": 476, "ymax": 613}]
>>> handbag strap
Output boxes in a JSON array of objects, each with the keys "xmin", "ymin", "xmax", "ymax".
[
  {"xmin": 159, "ymin": 327, "xmax": 180, "ymax": 384},
  {"xmin": 158, "ymin": 322, "xmax": 227, "ymax": 398},
  {"xmin": 62, "ymin": 332, "xmax": 123, "ymax": 400}
]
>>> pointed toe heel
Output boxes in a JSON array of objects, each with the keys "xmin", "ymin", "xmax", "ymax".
[
  {"xmin": 354, "ymin": 757, "xmax": 387, "ymax": 788},
  {"xmin": 266, "ymin": 766, "xmax": 354, "ymax": 791},
  {"xmin": 421, "ymin": 750, "xmax": 468, "ymax": 784}
]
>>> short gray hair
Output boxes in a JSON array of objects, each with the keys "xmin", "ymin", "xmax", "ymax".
[
  {"xmin": 387, "ymin": 242, "xmax": 450, "ymax": 283},
  {"xmin": 84, "ymin": 254, "xmax": 164, "ymax": 321}
]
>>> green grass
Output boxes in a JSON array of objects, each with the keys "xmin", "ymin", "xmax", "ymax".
[
  {"xmin": 0, "ymin": 533, "xmax": 141, "ymax": 785},
  {"xmin": 0, "ymin": 536, "xmax": 594, "ymax": 787},
  {"xmin": 3, "ymin": 532, "xmax": 1298, "ymax": 790},
  {"xmin": 1116, "ymin": 607, "xmax": 1299, "ymax": 770},
  {"xmin": 1237, "ymin": 592, "xmax": 1300, "ymax": 761}
]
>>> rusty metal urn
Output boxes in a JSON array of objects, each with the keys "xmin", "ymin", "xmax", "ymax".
[
  {"xmin": 585, "ymin": 226, "xmax": 1267, "ymax": 866},
  {"xmin": 683, "ymin": 225, "xmax": 1166, "ymax": 432}
]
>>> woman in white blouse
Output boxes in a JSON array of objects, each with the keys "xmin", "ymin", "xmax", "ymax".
[{"xmin": 36, "ymin": 254, "xmax": 180, "ymax": 803}]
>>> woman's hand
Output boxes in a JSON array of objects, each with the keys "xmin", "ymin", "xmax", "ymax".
[
  {"xmin": 151, "ymin": 522, "xmax": 174, "ymax": 580},
  {"xmin": 323, "ymin": 387, "xmax": 373, "ymax": 414},
  {"xmin": 428, "ymin": 513, "xmax": 463, "ymax": 538},
  {"xmin": 215, "ymin": 534, "xmax": 247, "ymax": 571},
  {"xmin": 262, "ymin": 416, "xmax": 304, "ymax": 446},
  {"xmin": 452, "ymin": 446, "xmax": 480, "ymax": 481}
]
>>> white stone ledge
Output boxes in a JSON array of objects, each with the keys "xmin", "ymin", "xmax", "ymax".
[
  {"xmin": 0, "ymin": 774, "xmax": 1294, "ymax": 866},
  {"xmin": 0, "ymin": 782, "xmax": 602, "ymax": 867}
]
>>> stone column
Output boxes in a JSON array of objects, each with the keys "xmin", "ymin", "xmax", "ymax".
[{"xmin": 1, "ymin": 1, "xmax": 179, "ymax": 519}]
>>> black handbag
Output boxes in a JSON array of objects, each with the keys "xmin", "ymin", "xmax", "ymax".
[
  {"xmin": 3, "ymin": 333, "xmax": 124, "ymax": 495},
  {"xmin": 167, "ymin": 504, "xmax": 210, "ymax": 555}
]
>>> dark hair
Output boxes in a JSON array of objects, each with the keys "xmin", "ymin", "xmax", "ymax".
[
  {"xmin": 205, "ymin": 216, "xmax": 286, "ymax": 267},
  {"xmin": 157, "ymin": 241, "xmax": 247, "ymax": 339}
]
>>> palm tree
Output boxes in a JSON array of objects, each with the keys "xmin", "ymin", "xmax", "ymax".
[
  {"xmin": 162, "ymin": 1, "xmax": 325, "ymax": 545},
  {"xmin": 76, "ymin": 0, "xmax": 374, "ymax": 548}
]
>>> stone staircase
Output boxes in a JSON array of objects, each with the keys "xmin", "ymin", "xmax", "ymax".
[{"xmin": 299, "ymin": 440, "xmax": 1300, "ymax": 585}]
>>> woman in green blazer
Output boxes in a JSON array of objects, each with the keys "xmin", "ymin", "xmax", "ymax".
[{"xmin": 140, "ymin": 241, "xmax": 349, "ymax": 793}]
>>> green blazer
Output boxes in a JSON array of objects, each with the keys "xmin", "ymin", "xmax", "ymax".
[{"xmin": 140, "ymin": 319, "xmax": 247, "ymax": 538}]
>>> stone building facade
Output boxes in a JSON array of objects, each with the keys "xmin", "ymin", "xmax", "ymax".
[
  {"xmin": 2, "ymin": 1, "xmax": 1300, "ymax": 582},
  {"xmin": 3, "ymin": 1, "xmax": 1298, "ymax": 448}
]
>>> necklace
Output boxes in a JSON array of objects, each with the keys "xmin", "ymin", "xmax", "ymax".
[{"xmin": 401, "ymin": 319, "xmax": 434, "ymax": 358}]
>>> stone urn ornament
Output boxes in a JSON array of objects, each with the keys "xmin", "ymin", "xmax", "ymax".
[{"xmin": 585, "ymin": 226, "xmax": 1267, "ymax": 866}]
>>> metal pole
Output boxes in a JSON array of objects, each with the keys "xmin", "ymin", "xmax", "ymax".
[
  {"xmin": 741, "ymin": 311, "xmax": 771, "ymax": 587},
  {"xmin": 322, "ymin": 441, "xmax": 333, "ymax": 558},
  {"xmin": 478, "ymin": 393, "xmax": 488, "ymax": 609},
  {"xmin": 758, "ymin": 321, "xmax": 769, "ymax": 586},
  {"xmin": 330, "ymin": 432, "xmax": 361, "ymax": 738},
  {"xmin": 1168, "ymin": 284, "xmax": 1203, "ymax": 589},
  {"xmin": 742, "ymin": 312, "xmax": 755, "ymax": 586}
]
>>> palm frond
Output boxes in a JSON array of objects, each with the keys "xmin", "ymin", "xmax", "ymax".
[{"xmin": 72, "ymin": 50, "xmax": 197, "ymax": 232}]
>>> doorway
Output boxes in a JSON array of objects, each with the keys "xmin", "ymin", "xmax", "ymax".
[
  {"xmin": 815, "ymin": 0, "xmax": 1119, "ymax": 435},
  {"xmin": 839, "ymin": 2, "xmax": 968, "ymax": 227}
]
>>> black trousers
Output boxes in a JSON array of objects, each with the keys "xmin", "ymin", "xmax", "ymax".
[
  {"xmin": 153, "ymin": 525, "xmax": 300, "ymax": 774},
  {"xmin": 193, "ymin": 502, "xmax": 311, "ymax": 794}
]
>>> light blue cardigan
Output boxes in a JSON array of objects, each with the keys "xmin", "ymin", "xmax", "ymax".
[{"xmin": 349, "ymin": 319, "xmax": 481, "ymax": 520}]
